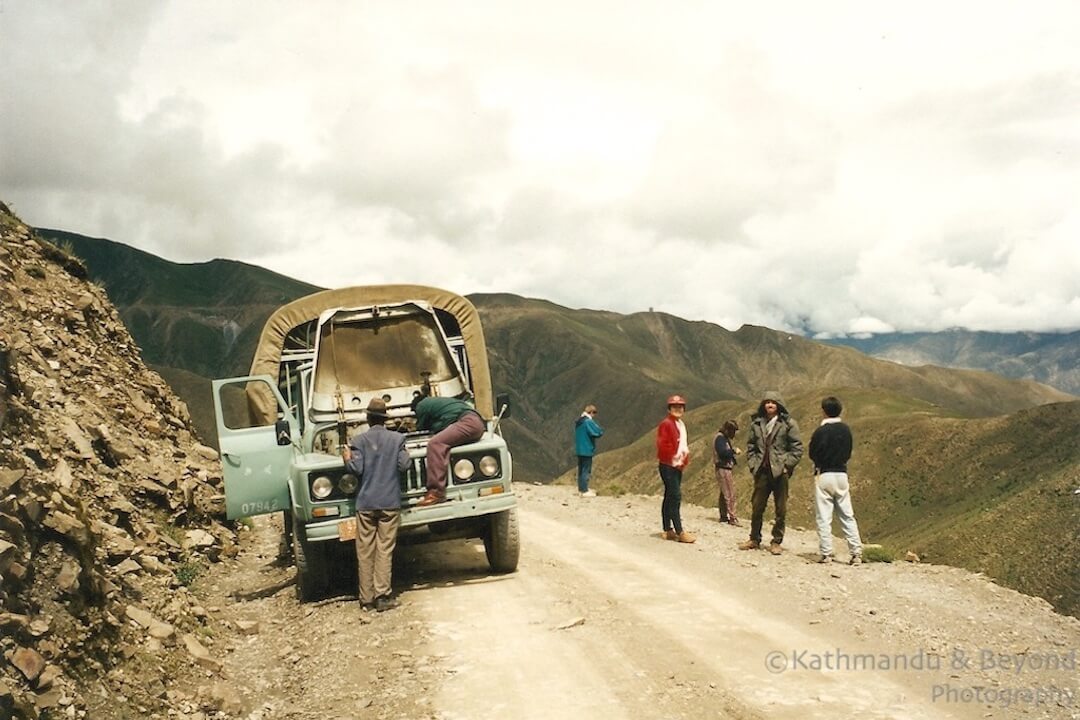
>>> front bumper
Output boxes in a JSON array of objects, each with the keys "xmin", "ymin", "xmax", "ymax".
[{"xmin": 301, "ymin": 489, "xmax": 517, "ymax": 543}]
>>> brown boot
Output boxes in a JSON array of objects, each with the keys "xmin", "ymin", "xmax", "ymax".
[
  {"xmin": 738, "ymin": 540, "xmax": 760, "ymax": 550},
  {"xmin": 768, "ymin": 543, "xmax": 783, "ymax": 555},
  {"xmin": 416, "ymin": 491, "xmax": 447, "ymax": 507},
  {"xmin": 676, "ymin": 531, "xmax": 696, "ymax": 544},
  {"xmin": 662, "ymin": 529, "xmax": 677, "ymax": 541}
]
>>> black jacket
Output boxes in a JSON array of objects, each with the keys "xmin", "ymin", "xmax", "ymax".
[{"xmin": 808, "ymin": 419, "xmax": 852, "ymax": 473}]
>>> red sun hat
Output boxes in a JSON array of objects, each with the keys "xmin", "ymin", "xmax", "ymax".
[{"xmin": 666, "ymin": 395, "xmax": 687, "ymax": 407}]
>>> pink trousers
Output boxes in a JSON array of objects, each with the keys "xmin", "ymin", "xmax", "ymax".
[
  {"xmin": 715, "ymin": 466, "xmax": 737, "ymax": 521},
  {"xmin": 425, "ymin": 412, "xmax": 485, "ymax": 493}
]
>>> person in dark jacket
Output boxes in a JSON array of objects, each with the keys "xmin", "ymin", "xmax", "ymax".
[
  {"xmin": 739, "ymin": 390, "xmax": 803, "ymax": 555},
  {"xmin": 712, "ymin": 419, "xmax": 741, "ymax": 525},
  {"xmin": 344, "ymin": 398, "xmax": 411, "ymax": 611},
  {"xmin": 574, "ymin": 404, "xmax": 604, "ymax": 497},
  {"xmin": 808, "ymin": 396, "xmax": 863, "ymax": 565},
  {"xmin": 656, "ymin": 394, "xmax": 695, "ymax": 543},
  {"xmin": 412, "ymin": 390, "xmax": 485, "ymax": 506}
]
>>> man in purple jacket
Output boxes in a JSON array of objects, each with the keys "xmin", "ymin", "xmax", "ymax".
[{"xmin": 344, "ymin": 398, "xmax": 411, "ymax": 611}]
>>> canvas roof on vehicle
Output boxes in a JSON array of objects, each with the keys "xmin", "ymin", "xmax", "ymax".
[{"xmin": 246, "ymin": 285, "xmax": 493, "ymax": 424}]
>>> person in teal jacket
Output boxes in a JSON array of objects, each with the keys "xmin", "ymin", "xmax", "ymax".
[
  {"xmin": 573, "ymin": 404, "xmax": 604, "ymax": 496},
  {"xmin": 412, "ymin": 391, "xmax": 485, "ymax": 506}
]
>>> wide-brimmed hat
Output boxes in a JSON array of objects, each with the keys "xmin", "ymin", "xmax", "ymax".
[{"xmin": 366, "ymin": 397, "xmax": 389, "ymax": 418}]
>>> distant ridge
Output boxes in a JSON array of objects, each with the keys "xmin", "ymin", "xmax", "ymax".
[{"xmin": 823, "ymin": 329, "xmax": 1080, "ymax": 396}]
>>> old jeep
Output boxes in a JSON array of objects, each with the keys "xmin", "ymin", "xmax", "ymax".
[{"xmin": 212, "ymin": 285, "xmax": 518, "ymax": 600}]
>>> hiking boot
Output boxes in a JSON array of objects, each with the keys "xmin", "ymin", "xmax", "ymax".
[
  {"xmin": 676, "ymin": 531, "xmax": 696, "ymax": 544},
  {"xmin": 727, "ymin": 519, "xmax": 742, "ymax": 528},
  {"xmin": 416, "ymin": 491, "xmax": 446, "ymax": 507},
  {"xmin": 663, "ymin": 529, "xmax": 677, "ymax": 541},
  {"xmin": 849, "ymin": 554, "xmax": 863, "ymax": 566},
  {"xmin": 580, "ymin": 490, "xmax": 596, "ymax": 498},
  {"xmin": 818, "ymin": 554, "xmax": 833, "ymax": 564},
  {"xmin": 768, "ymin": 543, "xmax": 783, "ymax": 556},
  {"xmin": 737, "ymin": 540, "xmax": 760, "ymax": 550},
  {"xmin": 375, "ymin": 595, "xmax": 400, "ymax": 612}
]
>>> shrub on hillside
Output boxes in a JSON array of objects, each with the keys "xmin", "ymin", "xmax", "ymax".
[{"xmin": 862, "ymin": 544, "xmax": 894, "ymax": 563}]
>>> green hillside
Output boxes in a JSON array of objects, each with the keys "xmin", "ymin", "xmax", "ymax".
[
  {"xmin": 38, "ymin": 228, "xmax": 321, "ymax": 378},
  {"xmin": 38, "ymin": 228, "xmax": 320, "ymax": 308},
  {"xmin": 473, "ymin": 295, "xmax": 1072, "ymax": 481}
]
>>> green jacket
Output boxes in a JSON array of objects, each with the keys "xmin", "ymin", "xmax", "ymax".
[
  {"xmin": 415, "ymin": 396, "xmax": 480, "ymax": 433},
  {"xmin": 746, "ymin": 390, "xmax": 803, "ymax": 479}
]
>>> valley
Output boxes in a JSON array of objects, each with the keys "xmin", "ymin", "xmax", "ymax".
[{"xmin": 34, "ymin": 226, "xmax": 1080, "ymax": 617}]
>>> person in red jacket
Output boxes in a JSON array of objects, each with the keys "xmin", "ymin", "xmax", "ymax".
[{"xmin": 656, "ymin": 395, "xmax": 695, "ymax": 543}]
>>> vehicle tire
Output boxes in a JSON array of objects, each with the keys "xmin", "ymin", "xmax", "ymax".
[
  {"xmin": 484, "ymin": 508, "xmax": 520, "ymax": 573},
  {"xmin": 293, "ymin": 529, "xmax": 327, "ymax": 602}
]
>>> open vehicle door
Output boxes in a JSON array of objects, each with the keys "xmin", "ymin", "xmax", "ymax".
[{"xmin": 212, "ymin": 376, "xmax": 296, "ymax": 519}]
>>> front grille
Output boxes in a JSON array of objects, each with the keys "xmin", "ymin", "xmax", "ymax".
[
  {"xmin": 399, "ymin": 452, "xmax": 502, "ymax": 495},
  {"xmin": 401, "ymin": 458, "xmax": 427, "ymax": 493}
]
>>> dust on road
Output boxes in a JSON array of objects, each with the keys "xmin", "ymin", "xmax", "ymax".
[{"xmin": 202, "ymin": 484, "xmax": 1080, "ymax": 719}]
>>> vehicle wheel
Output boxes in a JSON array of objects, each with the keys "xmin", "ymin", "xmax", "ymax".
[
  {"xmin": 293, "ymin": 529, "xmax": 327, "ymax": 601},
  {"xmin": 484, "ymin": 508, "xmax": 520, "ymax": 573}
]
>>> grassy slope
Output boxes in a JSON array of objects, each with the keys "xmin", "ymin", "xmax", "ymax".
[{"xmin": 851, "ymin": 400, "xmax": 1080, "ymax": 616}]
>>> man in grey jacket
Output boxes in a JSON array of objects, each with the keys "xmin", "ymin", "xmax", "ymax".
[
  {"xmin": 739, "ymin": 390, "xmax": 803, "ymax": 556},
  {"xmin": 344, "ymin": 398, "xmax": 411, "ymax": 611}
]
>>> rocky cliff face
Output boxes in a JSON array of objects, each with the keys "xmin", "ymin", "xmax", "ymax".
[{"xmin": 0, "ymin": 204, "xmax": 236, "ymax": 719}]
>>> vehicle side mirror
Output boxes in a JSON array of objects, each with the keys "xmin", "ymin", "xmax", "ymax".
[
  {"xmin": 275, "ymin": 419, "xmax": 291, "ymax": 446},
  {"xmin": 495, "ymin": 393, "xmax": 512, "ymax": 419}
]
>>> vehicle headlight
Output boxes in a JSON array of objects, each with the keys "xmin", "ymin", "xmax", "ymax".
[
  {"xmin": 478, "ymin": 455, "xmax": 499, "ymax": 478},
  {"xmin": 453, "ymin": 458, "xmax": 475, "ymax": 481},
  {"xmin": 311, "ymin": 475, "xmax": 334, "ymax": 499},
  {"xmin": 339, "ymin": 473, "xmax": 358, "ymax": 494}
]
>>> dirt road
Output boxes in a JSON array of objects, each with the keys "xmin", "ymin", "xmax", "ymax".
[{"xmin": 201, "ymin": 484, "xmax": 1080, "ymax": 719}]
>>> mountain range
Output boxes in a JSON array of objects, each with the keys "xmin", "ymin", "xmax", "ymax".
[
  {"xmin": 37, "ymin": 227, "xmax": 1079, "ymax": 616},
  {"xmin": 824, "ymin": 330, "xmax": 1080, "ymax": 396}
]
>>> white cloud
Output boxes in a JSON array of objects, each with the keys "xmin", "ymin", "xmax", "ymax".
[{"xmin": 1, "ymin": 0, "xmax": 1079, "ymax": 334}]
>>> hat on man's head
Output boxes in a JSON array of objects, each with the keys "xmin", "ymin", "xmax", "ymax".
[{"xmin": 366, "ymin": 397, "xmax": 389, "ymax": 418}]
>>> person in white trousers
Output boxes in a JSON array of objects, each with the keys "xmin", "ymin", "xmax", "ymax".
[{"xmin": 808, "ymin": 396, "xmax": 863, "ymax": 565}]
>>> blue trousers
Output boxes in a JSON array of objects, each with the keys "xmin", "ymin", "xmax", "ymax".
[
  {"xmin": 576, "ymin": 456, "xmax": 593, "ymax": 492},
  {"xmin": 658, "ymin": 463, "xmax": 683, "ymax": 533}
]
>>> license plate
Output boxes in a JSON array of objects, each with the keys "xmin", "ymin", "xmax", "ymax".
[{"xmin": 338, "ymin": 517, "xmax": 357, "ymax": 542}]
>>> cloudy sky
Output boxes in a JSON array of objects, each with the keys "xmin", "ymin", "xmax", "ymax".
[{"xmin": 2, "ymin": 2, "xmax": 1079, "ymax": 336}]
